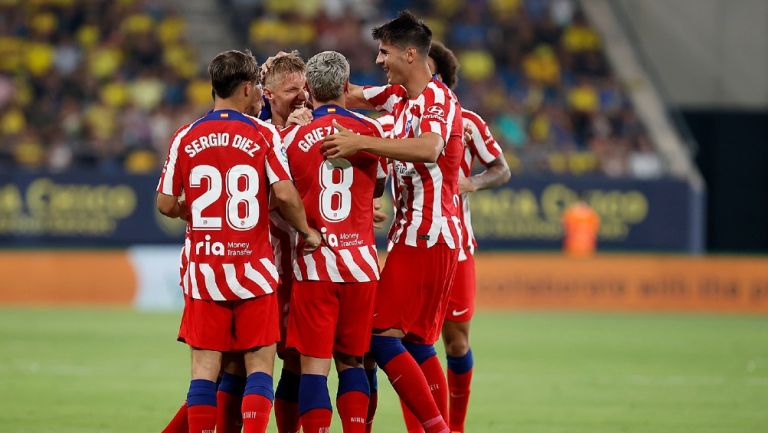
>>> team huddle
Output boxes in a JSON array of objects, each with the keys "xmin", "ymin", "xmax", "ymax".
[{"xmin": 156, "ymin": 11, "xmax": 510, "ymax": 433}]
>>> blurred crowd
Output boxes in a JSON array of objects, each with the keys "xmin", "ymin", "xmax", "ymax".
[
  {"xmin": 0, "ymin": 0, "xmax": 665, "ymax": 178},
  {"xmin": 0, "ymin": 0, "xmax": 209, "ymax": 173}
]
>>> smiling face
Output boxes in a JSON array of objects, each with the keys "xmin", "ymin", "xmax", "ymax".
[
  {"xmin": 264, "ymin": 71, "xmax": 307, "ymax": 121},
  {"xmin": 376, "ymin": 41, "xmax": 411, "ymax": 86}
]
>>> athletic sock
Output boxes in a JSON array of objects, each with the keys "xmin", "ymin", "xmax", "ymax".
[
  {"xmin": 369, "ymin": 335, "xmax": 449, "ymax": 433},
  {"xmin": 274, "ymin": 368, "xmax": 301, "ymax": 433},
  {"xmin": 364, "ymin": 367, "xmax": 378, "ymax": 433},
  {"xmin": 217, "ymin": 373, "xmax": 246, "ymax": 433},
  {"xmin": 242, "ymin": 372, "xmax": 274, "ymax": 433},
  {"xmin": 160, "ymin": 401, "xmax": 188, "ymax": 433},
  {"xmin": 400, "ymin": 399, "xmax": 425, "ymax": 433},
  {"xmin": 299, "ymin": 374, "xmax": 332, "ymax": 433},
  {"xmin": 336, "ymin": 368, "xmax": 370, "ymax": 433},
  {"xmin": 186, "ymin": 379, "xmax": 217, "ymax": 433},
  {"xmin": 405, "ymin": 342, "xmax": 448, "ymax": 419},
  {"xmin": 447, "ymin": 349, "xmax": 474, "ymax": 433}
]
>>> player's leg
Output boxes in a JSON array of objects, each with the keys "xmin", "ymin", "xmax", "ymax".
[
  {"xmin": 274, "ymin": 352, "xmax": 301, "ymax": 433},
  {"xmin": 299, "ymin": 356, "xmax": 333, "ymax": 433},
  {"xmin": 442, "ymin": 320, "xmax": 472, "ymax": 433},
  {"xmin": 441, "ymin": 254, "xmax": 476, "ymax": 433},
  {"xmin": 235, "ymin": 294, "xmax": 281, "ymax": 433},
  {"xmin": 160, "ymin": 401, "xmax": 188, "ymax": 433},
  {"xmin": 274, "ymin": 278, "xmax": 301, "ymax": 433},
  {"xmin": 188, "ymin": 349, "xmax": 223, "ymax": 433},
  {"xmin": 333, "ymin": 281, "xmax": 376, "ymax": 433},
  {"xmin": 242, "ymin": 344, "xmax": 277, "ymax": 433},
  {"xmin": 217, "ymin": 353, "xmax": 246, "ymax": 433},
  {"xmin": 335, "ymin": 354, "xmax": 369, "ymax": 433},
  {"xmin": 180, "ymin": 298, "xmax": 231, "ymax": 433},
  {"xmin": 363, "ymin": 356, "xmax": 378, "ymax": 433},
  {"xmin": 370, "ymin": 244, "xmax": 452, "ymax": 433},
  {"xmin": 285, "ymin": 280, "xmax": 339, "ymax": 433}
]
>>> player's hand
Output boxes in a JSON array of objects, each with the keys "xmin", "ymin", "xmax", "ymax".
[
  {"xmin": 301, "ymin": 228, "xmax": 322, "ymax": 253},
  {"xmin": 373, "ymin": 198, "xmax": 387, "ymax": 229},
  {"xmin": 463, "ymin": 124, "xmax": 472, "ymax": 148},
  {"xmin": 286, "ymin": 106, "xmax": 313, "ymax": 127},
  {"xmin": 323, "ymin": 120, "xmax": 362, "ymax": 159},
  {"xmin": 177, "ymin": 199, "xmax": 190, "ymax": 221},
  {"xmin": 458, "ymin": 174, "xmax": 477, "ymax": 194},
  {"xmin": 260, "ymin": 51, "xmax": 291, "ymax": 83}
]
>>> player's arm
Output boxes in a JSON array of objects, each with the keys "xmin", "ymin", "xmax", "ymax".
[
  {"xmin": 460, "ymin": 155, "xmax": 511, "ymax": 194},
  {"xmin": 156, "ymin": 193, "xmax": 189, "ymax": 220},
  {"xmin": 323, "ymin": 120, "xmax": 442, "ymax": 163},
  {"xmin": 346, "ymin": 83, "xmax": 375, "ymax": 110},
  {"xmin": 270, "ymin": 180, "xmax": 321, "ymax": 251}
]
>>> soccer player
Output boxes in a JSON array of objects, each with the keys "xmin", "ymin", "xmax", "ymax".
[
  {"xmin": 156, "ymin": 49, "xmax": 321, "ymax": 433},
  {"xmin": 258, "ymin": 50, "xmax": 311, "ymax": 433},
  {"xmin": 400, "ymin": 41, "xmax": 512, "ymax": 433},
  {"xmin": 322, "ymin": 11, "xmax": 464, "ymax": 433},
  {"xmin": 281, "ymin": 50, "xmax": 386, "ymax": 433}
]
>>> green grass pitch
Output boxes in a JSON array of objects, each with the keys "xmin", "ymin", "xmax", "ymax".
[{"xmin": 1, "ymin": 309, "xmax": 767, "ymax": 433}]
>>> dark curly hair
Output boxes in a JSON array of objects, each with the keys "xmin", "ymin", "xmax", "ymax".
[{"xmin": 429, "ymin": 41, "xmax": 459, "ymax": 89}]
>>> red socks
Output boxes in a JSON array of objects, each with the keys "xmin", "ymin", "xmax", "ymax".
[
  {"xmin": 365, "ymin": 388, "xmax": 377, "ymax": 433},
  {"xmin": 242, "ymin": 394, "xmax": 273, "ymax": 433},
  {"xmin": 398, "ymin": 354, "xmax": 448, "ymax": 433},
  {"xmin": 382, "ymin": 352, "xmax": 449, "ymax": 433},
  {"xmin": 337, "ymin": 391, "xmax": 369, "ymax": 433},
  {"xmin": 187, "ymin": 404, "xmax": 216, "ymax": 433},
  {"xmin": 274, "ymin": 399, "xmax": 300, "ymax": 433},
  {"xmin": 447, "ymin": 369, "xmax": 473, "ymax": 433},
  {"xmin": 216, "ymin": 389, "xmax": 243, "ymax": 433},
  {"xmin": 419, "ymin": 355, "xmax": 449, "ymax": 419},
  {"xmin": 299, "ymin": 408, "xmax": 332, "ymax": 433},
  {"xmin": 400, "ymin": 399, "xmax": 425, "ymax": 433},
  {"xmin": 160, "ymin": 402, "xmax": 188, "ymax": 433}
]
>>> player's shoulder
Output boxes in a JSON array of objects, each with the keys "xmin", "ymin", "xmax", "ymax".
[
  {"xmin": 243, "ymin": 113, "xmax": 279, "ymax": 135},
  {"xmin": 365, "ymin": 83, "xmax": 407, "ymax": 99},
  {"xmin": 461, "ymin": 108, "xmax": 485, "ymax": 126},
  {"xmin": 350, "ymin": 111, "xmax": 384, "ymax": 137}
]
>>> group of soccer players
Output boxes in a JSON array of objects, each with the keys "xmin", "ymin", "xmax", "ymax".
[{"xmin": 156, "ymin": 10, "xmax": 510, "ymax": 433}]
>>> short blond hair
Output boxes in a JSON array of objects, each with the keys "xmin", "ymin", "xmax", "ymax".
[{"xmin": 261, "ymin": 51, "xmax": 306, "ymax": 88}]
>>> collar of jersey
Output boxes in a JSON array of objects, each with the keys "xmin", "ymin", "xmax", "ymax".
[{"xmin": 312, "ymin": 104, "xmax": 372, "ymax": 130}]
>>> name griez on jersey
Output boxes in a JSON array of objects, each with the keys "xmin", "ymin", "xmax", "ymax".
[
  {"xmin": 184, "ymin": 133, "xmax": 261, "ymax": 158},
  {"xmin": 297, "ymin": 126, "xmax": 335, "ymax": 152},
  {"xmin": 195, "ymin": 234, "xmax": 252, "ymax": 256}
]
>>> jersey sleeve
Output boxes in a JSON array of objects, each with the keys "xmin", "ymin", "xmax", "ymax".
[
  {"xmin": 465, "ymin": 111, "xmax": 503, "ymax": 164},
  {"xmin": 156, "ymin": 123, "xmax": 192, "ymax": 196},
  {"xmin": 419, "ymin": 84, "xmax": 456, "ymax": 143},
  {"xmin": 363, "ymin": 84, "xmax": 406, "ymax": 114}
]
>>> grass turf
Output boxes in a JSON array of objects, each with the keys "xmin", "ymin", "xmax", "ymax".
[{"xmin": 0, "ymin": 309, "xmax": 766, "ymax": 433}]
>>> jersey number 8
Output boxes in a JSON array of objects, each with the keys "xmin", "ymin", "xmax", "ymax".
[{"xmin": 319, "ymin": 158, "xmax": 352, "ymax": 222}]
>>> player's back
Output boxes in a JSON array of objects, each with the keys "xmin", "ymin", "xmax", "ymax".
[
  {"xmin": 283, "ymin": 104, "xmax": 383, "ymax": 283},
  {"xmin": 160, "ymin": 109, "xmax": 286, "ymax": 300}
]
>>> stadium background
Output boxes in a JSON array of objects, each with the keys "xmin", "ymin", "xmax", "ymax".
[{"xmin": 0, "ymin": 0, "xmax": 766, "ymax": 432}]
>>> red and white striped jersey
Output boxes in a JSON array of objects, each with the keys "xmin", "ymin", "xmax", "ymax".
[
  {"xmin": 157, "ymin": 109, "xmax": 290, "ymax": 301},
  {"xmin": 363, "ymin": 79, "xmax": 463, "ymax": 249},
  {"xmin": 376, "ymin": 114, "xmax": 395, "ymax": 138},
  {"xmin": 458, "ymin": 109, "xmax": 504, "ymax": 260},
  {"xmin": 282, "ymin": 104, "xmax": 385, "ymax": 282},
  {"xmin": 269, "ymin": 124, "xmax": 299, "ymax": 278}
]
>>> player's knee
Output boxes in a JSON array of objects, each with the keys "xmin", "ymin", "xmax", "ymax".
[
  {"xmin": 402, "ymin": 341, "xmax": 437, "ymax": 364},
  {"xmin": 369, "ymin": 335, "xmax": 405, "ymax": 367},
  {"xmin": 444, "ymin": 337, "xmax": 470, "ymax": 357},
  {"xmin": 334, "ymin": 351, "xmax": 363, "ymax": 371}
]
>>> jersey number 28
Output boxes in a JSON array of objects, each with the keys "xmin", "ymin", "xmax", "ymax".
[{"xmin": 190, "ymin": 164, "xmax": 259, "ymax": 231}]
